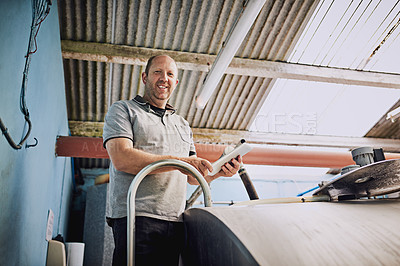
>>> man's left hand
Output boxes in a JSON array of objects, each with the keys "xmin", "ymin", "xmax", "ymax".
[{"xmin": 216, "ymin": 155, "xmax": 242, "ymax": 177}]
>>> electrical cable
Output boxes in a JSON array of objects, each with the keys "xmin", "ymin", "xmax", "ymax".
[
  {"xmin": 362, "ymin": 14, "xmax": 400, "ymax": 70},
  {"xmin": 368, "ymin": 22, "xmax": 400, "ymax": 70},
  {"xmin": 322, "ymin": 1, "xmax": 363, "ymax": 65},
  {"xmin": 297, "ymin": 174, "xmax": 340, "ymax": 197},
  {"xmin": 327, "ymin": 1, "xmax": 376, "ymax": 66},
  {"xmin": 350, "ymin": 0, "xmax": 384, "ymax": 69},
  {"xmin": 292, "ymin": 0, "xmax": 334, "ymax": 63},
  {"xmin": 312, "ymin": 0, "xmax": 356, "ymax": 65},
  {"xmin": 356, "ymin": 2, "xmax": 400, "ymax": 69},
  {"xmin": 0, "ymin": 0, "xmax": 51, "ymax": 149}
]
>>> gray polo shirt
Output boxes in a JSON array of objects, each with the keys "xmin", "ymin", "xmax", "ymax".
[{"xmin": 103, "ymin": 96, "xmax": 196, "ymax": 221}]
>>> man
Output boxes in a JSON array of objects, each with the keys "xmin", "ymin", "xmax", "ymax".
[{"xmin": 103, "ymin": 55, "xmax": 241, "ymax": 265}]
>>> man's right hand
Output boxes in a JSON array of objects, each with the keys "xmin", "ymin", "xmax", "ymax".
[
  {"xmin": 106, "ymin": 138, "xmax": 214, "ymax": 179},
  {"xmin": 180, "ymin": 156, "xmax": 213, "ymax": 178}
]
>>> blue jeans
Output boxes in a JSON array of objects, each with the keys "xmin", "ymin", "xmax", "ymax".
[{"xmin": 110, "ymin": 216, "xmax": 184, "ymax": 266}]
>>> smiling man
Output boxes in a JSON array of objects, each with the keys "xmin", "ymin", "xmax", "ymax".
[
  {"xmin": 142, "ymin": 55, "xmax": 178, "ymax": 108},
  {"xmin": 103, "ymin": 55, "xmax": 241, "ymax": 265}
]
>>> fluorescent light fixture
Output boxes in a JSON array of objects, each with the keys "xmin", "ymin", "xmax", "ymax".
[
  {"xmin": 195, "ymin": 0, "xmax": 266, "ymax": 109},
  {"xmin": 387, "ymin": 106, "xmax": 400, "ymax": 122}
]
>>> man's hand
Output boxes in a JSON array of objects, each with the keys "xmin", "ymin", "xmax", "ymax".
[
  {"xmin": 211, "ymin": 155, "xmax": 242, "ymax": 180},
  {"xmin": 180, "ymin": 156, "xmax": 213, "ymax": 178},
  {"xmin": 217, "ymin": 155, "xmax": 242, "ymax": 177},
  {"xmin": 183, "ymin": 156, "xmax": 243, "ymax": 185}
]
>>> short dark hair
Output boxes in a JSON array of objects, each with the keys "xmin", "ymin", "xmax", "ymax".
[
  {"xmin": 144, "ymin": 55, "xmax": 159, "ymax": 75},
  {"xmin": 144, "ymin": 55, "xmax": 177, "ymax": 75}
]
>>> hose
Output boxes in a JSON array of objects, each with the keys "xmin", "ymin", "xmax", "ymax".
[{"xmin": 0, "ymin": 115, "xmax": 32, "ymax": 149}]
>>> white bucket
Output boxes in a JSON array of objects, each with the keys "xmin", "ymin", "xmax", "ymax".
[{"xmin": 65, "ymin": 242, "xmax": 85, "ymax": 266}]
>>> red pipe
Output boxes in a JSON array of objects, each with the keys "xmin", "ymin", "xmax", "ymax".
[
  {"xmin": 194, "ymin": 143, "xmax": 355, "ymax": 168},
  {"xmin": 56, "ymin": 136, "xmax": 400, "ymax": 168}
]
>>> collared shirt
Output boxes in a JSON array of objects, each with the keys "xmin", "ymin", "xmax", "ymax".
[
  {"xmin": 133, "ymin": 95, "xmax": 175, "ymax": 115},
  {"xmin": 103, "ymin": 96, "xmax": 196, "ymax": 221}
]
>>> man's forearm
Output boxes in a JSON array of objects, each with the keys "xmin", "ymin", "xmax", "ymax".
[
  {"xmin": 105, "ymin": 138, "xmax": 179, "ymax": 175},
  {"xmin": 105, "ymin": 138, "xmax": 212, "ymax": 176}
]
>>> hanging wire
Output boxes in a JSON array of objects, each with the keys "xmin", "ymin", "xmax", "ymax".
[
  {"xmin": 322, "ymin": 0, "xmax": 363, "ymax": 65},
  {"xmin": 0, "ymin": 0, "xmax": 51, "ymax": 149},
  {"xmin": 292, "ymin": 0, "xmax": 335, "ymax": 63},
  {"xmin": 350, "ymin": 0, "xmax": 385, "ymax": 69},
  {"xmin": 312, "ymin": 0, "xmax": 356, "ymax": 65},
  {"xmin": 325, "ymin": 0, "xmax": 377, "ymax": 66},
  {"xmin": 360, "ymin": 10, "xmax": 400, "ymax": 69},
  {"xmin": 355, "ymin": 1, "xmax": 400, "ymax": 69}
]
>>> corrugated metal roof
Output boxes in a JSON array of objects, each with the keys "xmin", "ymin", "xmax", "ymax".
[
  {"xmin": 57, "ymin": 0, "xmax": 400, "ymax": 169},
  {"xmin": 74, "ymin": 158, "xmax": 110, "ymax": 169},
  {"xmin": 58, "ymin": 0, "xmax": 319, "ymax": 130},
  {"xmin": 366, "ymin": 101, "xmax": 400, "ymax": 139}
]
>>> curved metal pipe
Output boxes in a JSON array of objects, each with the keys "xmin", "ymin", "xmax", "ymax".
[{"xmin": 127, "ymin": 159, "xmax": 212, "ymax": 266}]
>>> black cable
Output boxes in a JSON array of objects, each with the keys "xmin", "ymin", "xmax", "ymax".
[
  {"xmin": 0, "ymin": 116, "xmax": 32, "ymax": 150},
  {"xmin": 0, "ymin": 0, "xmax": 51, "ymax": 150}
]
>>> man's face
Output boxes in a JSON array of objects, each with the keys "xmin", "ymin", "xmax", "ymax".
[{"xmin": 142, "ymin": 55, "xmax": 179, "ymax": 108}]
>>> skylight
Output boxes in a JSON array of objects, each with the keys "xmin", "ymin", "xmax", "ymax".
[{"xmin": 250, "ymin": 0, "xmax": 400, "ymax": 137}]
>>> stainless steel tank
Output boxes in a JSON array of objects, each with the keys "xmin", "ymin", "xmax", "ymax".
[{"xmin": 183, "ymin": 199, "xmax": 400, "ymax": 265}]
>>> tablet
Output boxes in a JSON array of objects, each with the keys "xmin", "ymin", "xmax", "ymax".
[{"xmin": 209, "ymin": 142, "xmax": 252, "ymax": 176}]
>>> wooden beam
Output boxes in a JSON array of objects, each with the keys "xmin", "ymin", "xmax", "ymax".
[
  {"xmin": 193, "ymin": 128, "xmax": 400, "ymax": 153},
  {"xmin": 68, "ymin": 121, "xmax": 105, "ymax": 137},
  {"xmin": 61, "ymin": 40, "xmax": 211, "ymax": 72},
  {"xmin": 68, "ymin": 121, "xmax": 400, "ymax": 153},
  {"xmin": 61, "ymin": 40, "xmax": 400, "ymax": 89},
  {"xmin": 55, "ymin": 136, "xmax": 400, "ymax": 168}
]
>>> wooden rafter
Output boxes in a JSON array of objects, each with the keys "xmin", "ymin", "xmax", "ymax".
[
  {"xmin": 62, "ymin": 40, "xmax": 400, "ymax": 89},
  {"xmin": 68, "ymin": 121, "xmax": 400, "ymax": 153}
]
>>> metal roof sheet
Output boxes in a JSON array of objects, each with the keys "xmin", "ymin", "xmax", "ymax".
[
  {"xmin": 57, "ymin": 0, "xmax": 400, "ymax": 168},
  {"xmin": 58, "ymin": 0, "xmax": 318, "ymax": 129}
]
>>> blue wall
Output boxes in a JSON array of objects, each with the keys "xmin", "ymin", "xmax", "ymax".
[{"xmin": 0, "ymin": 0, "xmax": 73, "ymax": 265}]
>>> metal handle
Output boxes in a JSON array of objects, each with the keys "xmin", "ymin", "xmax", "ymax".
[{"xmin": 127, "ymin": 159, "xmax": 212, "ymax": 266}]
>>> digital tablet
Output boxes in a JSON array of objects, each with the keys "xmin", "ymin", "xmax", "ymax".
[{"xmin": 210, "ymin": 142, "xmax": 252, "ymax": 176}]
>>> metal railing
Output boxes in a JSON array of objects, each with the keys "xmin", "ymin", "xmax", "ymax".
[{"xmin": 127, "ymin": 159, "xmax": 212, "ymax": 266}]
